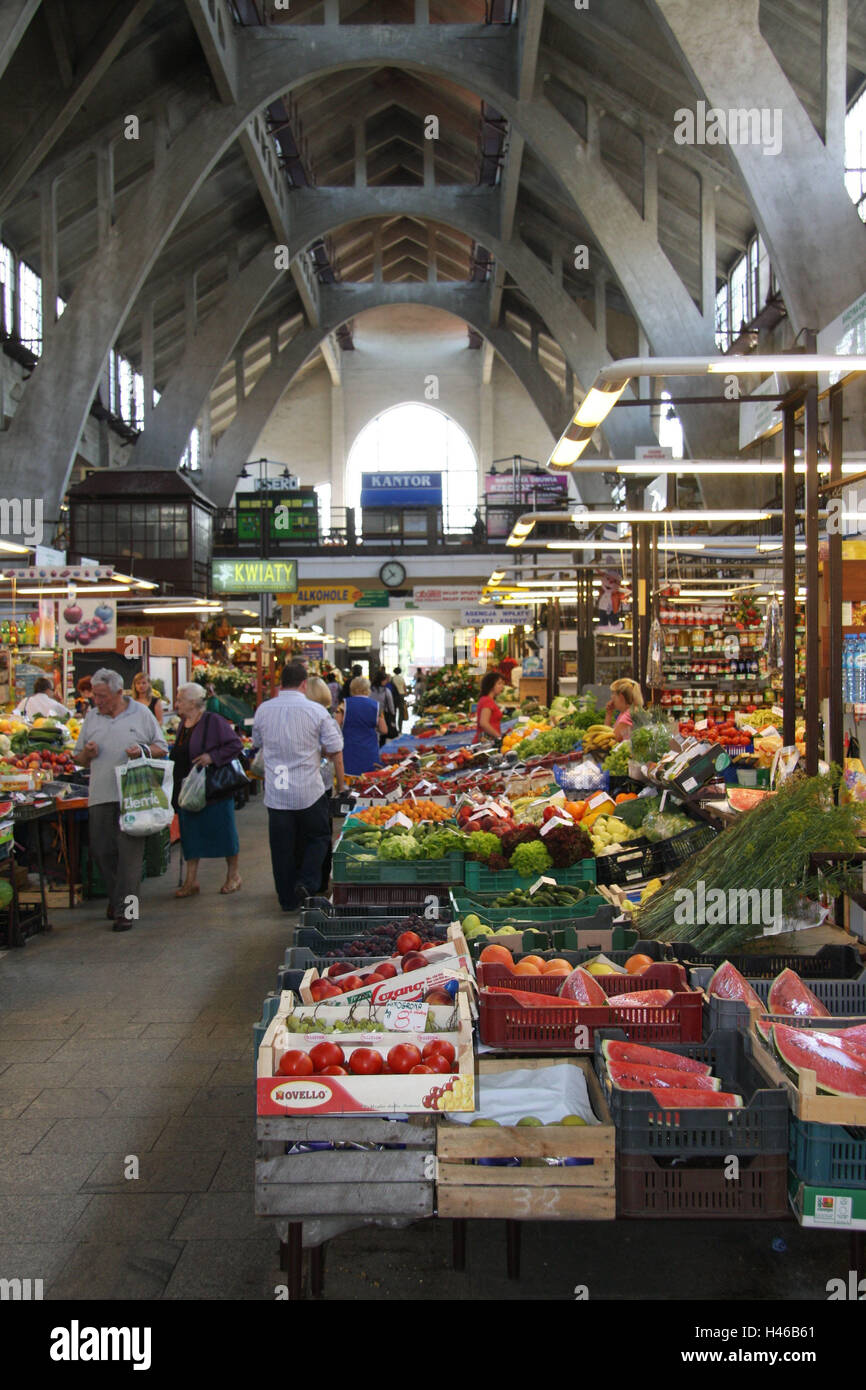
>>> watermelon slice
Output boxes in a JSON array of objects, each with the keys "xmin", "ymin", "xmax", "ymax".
[
  {"xmin": 645, "ymin": 1089, "xmax": 744, "ymax": 1109},
  {"xmin": 767, "ymin": 968, "xmax": 831, "ymax": 1018},
  {"xmin": 601, "ymin": 1039, "xmax": 713, "ymax": 1076},
  {"xmin": 707, "ymin": 960, "xmax": 764, "ymax": 1011},
  {"xmin": 485, "ymin": 987, "xmax": 585, "ymax": 1008},
  {"xmin": 609, "ymin": 989, "xmax": 674, "ymax": 1009},
  {"xmin": 839, "ymin": 1024, "xmax": 866, "ymax": 1047},
  {"xmin": 608, "ymin": 1060, "xmax": 721, "ymax": 1092},
  {"xmin": 772, "ymin": 1024, "xmax": 866, "ymax": 1099},
  {"xmin": 755, "ymin": 1017, "xmax": 772, "ymax": 1042},
  {"xmin": 559, "ymin": 966, "xmax": 609, "ymax": 1007},
  {"xmin": 727, "ymin": 787, "xmax": 772, "ymax": 812}
]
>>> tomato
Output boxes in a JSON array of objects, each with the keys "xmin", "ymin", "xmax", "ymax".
[
  {"xmin": 349, "ymin": 1048, "xmax": 383, "ymax": 1075},
  {"xmin": 309, "ymin": 1041, "xmax": 345, "ymax": 1072},
  {"xmin": 426, "ymin": 1053, "xmax": 455, "ymax": 1073},
  {"xmin": 277, "ymin": 1050, "xmax": 314, "ymax": 1077},
  {"xmin": 319, "ymin": 1065, "xmax": 348, "ymax": 1075},
  {"xmin": 387, "ymin": 1043, "xmax": 422, "ymax": 1074},
  {"xmin": 409, "ymin": 1065, "xmax": 434, "ymax": 1074},
  {"xmin": 396, "ymin": 931, "xmax": 422, "ymax": 955},
  {"xmin": 422, "ymin": 1039, "xmax": 456, "ymax": 1066}
]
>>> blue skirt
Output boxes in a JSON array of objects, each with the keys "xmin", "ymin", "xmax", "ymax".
[{"xmin": 179, "ymin": 798, "xmax": 239, "ymax": 860}]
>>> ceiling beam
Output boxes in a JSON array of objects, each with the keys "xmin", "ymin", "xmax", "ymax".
[
  {"xmin": 0, "ymin": 0, "xmax": 40, "ymax": 84},
  {"xmin": 183, "ymin": 0, "xmax": 238, "ymax": 103},
  {"xmin": 490, "ymin": 0, "xmax": 544, "ymax": 325}
]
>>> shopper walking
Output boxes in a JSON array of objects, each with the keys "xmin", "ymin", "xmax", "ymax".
[
  {"xmin": 371, "ymin": 668, "xmax": 397, "ymax": 744},
  {"xmin": 131, "ymin": 671, "xmax": 164, "ymax": 726},
  {"xmin": 341, "ymin": 664, "xmax": 362, "ymax": 701},
  {"xmin": 389, "ymin": 667, "xmax": 407, "ymax": 732},
  {"xmin": 251, "ymin": 661, "xmax": 347, "ymax": 911},
  {"xmin": 337, "ymin": 675, "xmax": 386, "ymax": 775},
  {"xmin": 474, "ymin": 670, "xmax": 505, "ymax": 745},
  {"xmin": 73, "ymin": 668, "xmax": 167, "ymax": 932},
  {"xmin": 171, "ymin": 683, "xmax": 244, "ymax": 898}
]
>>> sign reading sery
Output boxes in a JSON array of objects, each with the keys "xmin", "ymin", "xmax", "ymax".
[
  {"xmin": 413, "ymin": 586, "xmax": 482, "ymax": 605},
  {"xmin": 281, "ymin": 585, "xmax": 363, "ymax": 605},
  {"xmin": 211, "ymin": 559, "xmax": 298, "ymax": 594},
  {"xmin": 360, "ymin": 473, "xmax": 443, "ymax": 507}
]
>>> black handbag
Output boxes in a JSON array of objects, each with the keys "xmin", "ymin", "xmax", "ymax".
[{"xmin": 201, "ymin": 714, "xmax": 249, "ymax": 803}]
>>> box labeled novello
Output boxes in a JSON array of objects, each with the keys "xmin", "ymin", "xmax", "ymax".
[{"xmin": 256, "ymin": 991, "xmax": 474, "ymax": 1115}]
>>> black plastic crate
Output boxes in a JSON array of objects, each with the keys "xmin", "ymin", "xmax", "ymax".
[
  {"xmin": 593, "ymin": 1026, "xmax": 790, "ymax": 1156},
  {"xmin": 658, "ymin": 823, "xmax": 718, "ymax": 871},
  {"xmin": 693, "ymin": 970, "xmax": 866, "ymax": 1031},
  {"xmin": 617, "ymin": 1151, "xmax": 789, "ymax": 1218},
  {"xmin": 594, "ymin": 839, "xmax": 664, "ymax": 887},
  {"xmin": 300, "ymin": 906, "xmax": 452, "ymax": 930},
  {"xmin": 672, "ymin": 942, "xmax": 861, "ymax": 980},
  {"xmin": 294, "ymin": 920, "xmax": 453, "ymax": 952},
  {"xmin": 331, "ymin": 882, "xmax": 450, "ymax": 907}
]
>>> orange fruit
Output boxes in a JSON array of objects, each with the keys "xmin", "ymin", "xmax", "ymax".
[
  {"xmin": 514, "ymin": 961, "xmax": 541, "ymax": 975},
  {"xmin": 625, "ymin": 953, "xmax": 654, "ymax": 974},
  {"xmin": 542, "ymin": 958, "xmax": 573, "ymax": 974},
  {"xmin": 479, "ymin": 944, "xmax": 514, "ymax": 967},
  {"xmin": 519, "ymin": 955, "xmax": 547, "ymax": 970}
]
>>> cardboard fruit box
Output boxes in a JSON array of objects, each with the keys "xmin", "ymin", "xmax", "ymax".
[
  {"xmin": 300, "ymin": 926, "xmax": 474, "ymax": 1010},
  {"xmin": 256, "ymin": 990, "xmax": 475, "ymax": 1116}
]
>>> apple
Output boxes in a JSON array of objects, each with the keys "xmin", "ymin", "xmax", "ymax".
[
  {"xmin": 309, "ymin": 978, "xmax": 342, "ymax": 1002},
  {"xmin": 63, "ymin": 604, "xmax": 82, "ymax": 624}
]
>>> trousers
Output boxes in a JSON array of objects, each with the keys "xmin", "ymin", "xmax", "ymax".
[
  {"xmin": 267, "ymin": 795, "xmax": 332, "ymax": 910},
  {"xmin": 88, "ymin": 801, "xmax": 146, "ymax": 921}
]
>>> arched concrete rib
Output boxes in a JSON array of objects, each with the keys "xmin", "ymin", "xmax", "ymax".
[
  {"xmin": 0, "ymin": 22, "xmax": 716, "ymax": 525},
  {"xmin": 133, "ymin": 185, "xmax": 655, "ymax": 475},
  {"xmin": 205, "ymin": 283, "xmax": 568, "ymax": 507}
]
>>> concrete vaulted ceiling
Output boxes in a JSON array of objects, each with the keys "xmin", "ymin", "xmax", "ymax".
[{"xmin": 0, "ymin": 0, "xmax": 862, "ymax": 529}]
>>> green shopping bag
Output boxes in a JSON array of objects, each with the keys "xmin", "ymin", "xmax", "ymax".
[{"xmin": 115, "ymin": 756, "xmax": 174, "ymax": 836}]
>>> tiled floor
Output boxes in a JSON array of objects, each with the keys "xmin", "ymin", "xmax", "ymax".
[{"xmin": 0, "ymin": 796, "xmax": 856, "ymax": 1301}]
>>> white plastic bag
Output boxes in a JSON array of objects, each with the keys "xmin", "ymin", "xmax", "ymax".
[
  {"xmin": 249, "ymin": 747, "xmax": 265, "ymax": 778},
  {"xmin": 178, "ymin": 762, "xmax": 207, "ymax": 813},
  {"xmin": 115, "ymin": 756, "xmax": 174, "ymax": 836}
]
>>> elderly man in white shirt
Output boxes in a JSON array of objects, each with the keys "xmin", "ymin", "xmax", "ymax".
[
  {"xmin": 251, "ymin": 659, "xmax": 346, "ymax": 911},
  {"xmin": 15, "ymin": 677, "xmax": 69, "ymax": 720}
]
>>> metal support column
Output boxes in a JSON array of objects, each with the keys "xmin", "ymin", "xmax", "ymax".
[
  {"xmin": 828, "ymin": 385, "xmax": 844, "ymax": 767},
  {"xmin": 782, "ymin": 402, "xmax": 798, "ymax": 747},
  {"xmin": 630, "ymin": 527, "xmax": 639, "ymax": 682},
  {"xmin": 552, "ymin": 596, "xmax": 561, "ymax": 701},
  {"xmin": 805, "ymin": 374, "xmax": 820, "ymax": 776}
]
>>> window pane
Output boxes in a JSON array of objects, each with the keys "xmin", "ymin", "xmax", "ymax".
[
  {"xmin": 18, "ymin": 261, "xmax": 42, "ymax": 355},
  {"xmin": 845, "ymin": 86, "xmax": 866, "ymax": 222}
]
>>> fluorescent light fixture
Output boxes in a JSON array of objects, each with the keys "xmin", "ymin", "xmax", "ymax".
[
  {"xmin": 142, "ymin": 604, "xmax": 222, "ymax": 614},
  {"xmin": 110, "ymin": 573, "xmax": 158, "ymax": 588},
  {"xmin": 488, "ymin": 570, "xmax": 506, "ymax": 584},
  {"xmin": 545, "ymin": 539, "xmax": 630, "ymax": 550},
  {"xmin": 0, "ymin": 541, "xmax": 31, "ymax": 555},
  {"xmin": 550, "ymin": 434, "xmax": 591, "ymax": 469},
  {"xmin": 572, "ymin": 510, "xmax": 772, "ymax": 523},
  {"xmin": 707, "ymin": 356, "xmax": 866, "ymax": 374},
  {"xmin": 656, "ymin": 540, "xmax": 707, "ymax": 551},
  {"xmin": 666, "ymin": 590, "xmax": 738, "ymax": 599},
  {"xmin": 575, "ymin": 383, "xmax": 628, "ymax": 429},
  {"xmin": 16, "ymin": 584, "xmax": 142, "ymax": 595}
]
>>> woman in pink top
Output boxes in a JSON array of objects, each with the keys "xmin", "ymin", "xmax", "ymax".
[{"xmin": 605, "ymin": 678, "xmax": 644, "ymax": 743}]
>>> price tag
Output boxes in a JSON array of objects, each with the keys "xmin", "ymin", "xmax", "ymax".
[
  {"xmin": 414, "ymin": 779, "xmax": 436, "ymax": 793},
  {"xmin": 739, "ymin": 725, "xmax": 758, "ymax": 736},
  {"xmin": 694, "ymin": 719, "xmax": 708, "ymax": 732},
  {"xmin": 408, "ymin": 788, "xmax": 417, "ymax": 803},
  {"xmin": 759, "ymin": 726, "xmax": 778, "ymax": 739},
  {"xmin": 383, "ymin": 1001, "xmax": 428, "ymax": 1032},
  {"xmin": 772, "ymin": 705, "xmax": 784, "ymax": 719},
  {"xmin": 385, "ymin": 788, "xmax": 403, "ymax": 803},
  {"xmin": 540, "ymin": 815, "xmax": 573, "ymax": 836},
  {"xmin": 529, "ymin": 875, "xmax": 558, "ymax": 895},
  {"xmin": 659, "ymin": 790, "xmax": 668, "ymax": 812},
  {"xmin": 367, "ymin": 784, "xmax": 384, "ymax": 799},
  {"xmin": 385, "ymin": 811, "xmax": 414, "ymax": 830}
]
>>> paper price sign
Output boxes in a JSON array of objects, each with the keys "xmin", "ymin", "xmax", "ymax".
[
  {"xmin": 384, "ymin": 1002, "xmax": 428, "ymax": 1032},
  {"xmin": 385, "ymin": 811, "xmax": 414, "ymax": 830},
  {"xmin": 772, "ymin": 705, "xmax": 784, "ymax": 719},
  {"xmin": 540, "ymin": 815, "xmax": 573, "ymax": 837},
  {"xmin": 385, "ymin": 788, "xmax": 403, "ymax": 803},
  {"xmin": 529, "ymin": 876, "xmax": 558, "ymax": 895}
]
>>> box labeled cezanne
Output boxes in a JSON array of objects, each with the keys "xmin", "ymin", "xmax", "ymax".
[
  {"xmin": 299, "ymin": 926, "xmax": 474, "ymax": 1011},
  {"xmin": 256, "ymin": 991, "xmax": 475, "ymax": 1115}
]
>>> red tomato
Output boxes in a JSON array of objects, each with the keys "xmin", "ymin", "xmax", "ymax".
[
  {"xmin": 387, "ymin": 1043, "xmax": 422, "ymax": 1074},
  {"xmin": 277, "ymin": 1050, "xmax": 314, "ymax": 1077},
  {"xmin": 396, "ymin": 931, "xmax": 422, "ymax": 955},
  {"xmin": 309, "ymin": 1041, "xmax": 345, "ymax": 1072},
  {"xmin": 426, "ymin": 1053, "xmax": 455, "ymax": 1073},
  {"xmin": 348, "ymin": 1048, "xmax": 383, "ymax": 1075},
  {"xmin": 410, "ymin": 1065, "xmax": 434, "ymax": 1074},
  {"xmin": 319, "ymin": 1065, "xmax": 348, "ymax": 1075},
  {"xmin": 422, "ymin": 1040, "xmax": 456, "ymax": 1066}
]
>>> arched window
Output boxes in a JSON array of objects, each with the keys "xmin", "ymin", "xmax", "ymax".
[
  {"xmin": 347, "ymin": 628, "xmax": 372, "ymax": 648},
  {"xmin": 346, "ymin": 403, "xmax": 478, "ymax": 533}
]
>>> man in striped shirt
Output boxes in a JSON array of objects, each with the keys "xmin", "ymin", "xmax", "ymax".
[{"xmin": 251, "ymin": 660, "xmax": 346, "ymax": 911}]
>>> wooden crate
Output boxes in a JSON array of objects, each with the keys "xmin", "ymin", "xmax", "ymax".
[
  {"xmin": 747, "ymin": 1020, "xmax": 866, "ymax": 1126},
  {"xmin": 255, "ymin": 1114, "xmax": 436, "ymax": 1221},
  {"xmin": 435, "ymin": 1057, "xmax": 615, "ymax": 1221},
  {"xmin": 18, "ymin": 886, "xmax": 82, "ymax": 907}
]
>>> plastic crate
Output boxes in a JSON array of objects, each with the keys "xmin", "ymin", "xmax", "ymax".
[
  {"xmin": 331, "ymin": 882, "xmax": 450, "ymax": 907},
  {"xmin": 479, "ymin": 969, "xmax": 703, "ymax": 1053},
  {"xmin": 300, "ymin": 906, "xmax": 453, "ymax": 930},
  {"xmin": 450, "ymin": 884, "xmax": 605, "ymax": 924},
  {"xmin": 673, "ymin": 942, "xmax": 861, "ymax": 980},
  {"xmin": 693, "ymin": 970, "xmax": 866, "ymax": 1031},
  {"xmin": 789, "ymin": 1115, "xmax": 866, "ymax": 1188},
  {"xmin": 332, "ymin": 850, "xmax": 464, "ymax": 884},
  {"xmin": 617, "ymin": 1152, "xmax": 789, "ymax": 1218},
  {"xmin": 466, "ymin": 920, "xmax": 649, "ymax": 962},
  {"xmin": 478, "ymin": 958, "xmax": 689, "ymax": 997},
  {"xmin": 463, "ymin": 859, "xmax": 596, "ymax": 892},
  {"xmin": 253, "ymin": 992, "xmax": 281, "ymax": 1065},
  {"xmin": 594, "ymin": 1026, "xmax": 790, "ymax": 1156},
  {"xmin": 658, "ymin": 823, "xmax": 718, "ymax": 871},
  {"xmin": 594, "ymin": 839, "xmax": 664, "ymax": 887},
  {"xmin": 294, "ymin": 920, "xmax": 453, "ymax": 952}
]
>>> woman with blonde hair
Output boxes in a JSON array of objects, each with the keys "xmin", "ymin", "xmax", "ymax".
[
  {"xmin": 337, "ymin": 675, "xmax": 387, "ymax": 775},
  {"xmin": 605, "ymin": 678, "xmax": 644, "ymax": 743},
  {"xmin": 131, "ymin": 670, "xmax": 164, "ymax": 725}
]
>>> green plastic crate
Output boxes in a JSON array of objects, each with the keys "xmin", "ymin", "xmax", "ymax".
[
  {"xmin": 450, "ymin": 883, "xmax": 606, "ymax": 923},
  {"xmin": 466, "ymin": 924, "xmax": 642, "ymax": 958},
  {"xmin": 463, "ymin": 858, "xmax": 595, "ymax": 892},
  {"xmin": 332, "ymin": 850, "xmax": 465, "ymax": 884}
]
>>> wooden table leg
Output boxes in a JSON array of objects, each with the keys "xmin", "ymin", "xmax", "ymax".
[
  {"xmin": 287, "ymin": 1221, "xmax": 304, "ymax": 1300},
  {"xmin": 452, "ymin": 1218, "xmax": 466, "ymax": 1271},
  {"xmin": 505, "ymin": 1220, "xmax": 521, "ymax": 1280},
  {"xmin": 310, "ymin": 1241, "xmax": 326, "ymax": 1297}
]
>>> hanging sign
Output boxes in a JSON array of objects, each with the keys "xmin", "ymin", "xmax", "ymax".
[
  {"xmin": 462, "ymin": 607, "xmax": 532, "ymax": 626},
  {"xmin": 412, "ymin": 587, "xmax": 483, "ymax": 605},
  {"xmin": 211, "ymin": 559, "xmax": 298, "ymax": 594},
  {"xmin": 360, "ymin": 473, "xmax": 443, "ymax": 507},
  {"xmin": 61, "ymin": 597, "xmax": 117, "ymax": 650},
  {"xmin": 280, "ymin": 585, "xmax": 363, "ymax": 605}
]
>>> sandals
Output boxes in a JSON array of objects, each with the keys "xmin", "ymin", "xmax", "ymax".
[
  {"xmin": 175, "ymin": 883, "xmax": 200, "ymax": 898},
  {"xmin": 220, "ymin": 877, "xmax": 242, "ymax": 895}
]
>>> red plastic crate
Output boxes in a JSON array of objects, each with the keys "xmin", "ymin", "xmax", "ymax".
[
  {"xmin": 476, "ymin": 961, "xmax": 690, "ymax": 996},
  {"xmin": 478, "ymin": 986, "xmax": 703, "ymax": 1052}
]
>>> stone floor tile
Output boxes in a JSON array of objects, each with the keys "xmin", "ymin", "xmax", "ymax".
[
  {"xmin": 152, "ymin": 1116, "xmax": 255, "ymax": 1151},
  {"xmin": 104, "ymin": 1086, "xmax": 200, "ymax": 1118},
  {"xmin": 66, "ymin": 1193, "xmax": 188, "ymax": 1243},
  {"xmin": 72, "ymin": 1060, "xmax": 217, "ymax": 1089},
  {"xmin": 169, "ymin": 1191, "xmax": 262, "ymax": 1241},
  {"xmin": 80, "ymin": 1149, "xmax": 222, "ymax": 1194},
  {"xmin": 48, "ymin": 1240, "xmax": 185, "ymax": 1301},
  {"xmin": 25, "ymin": 1087, "xmax": 122, "ymax": 1118},
  {"xmin": 0, "ymin": 1116, "xmax": 58, "ymax": 1156},
  {"xmin": 0, "ymin": 1242, "xmax": 77, "ymax": 1287},
  {"xmin": 0, "ymin": 1194, "xmax": 93, "ymax": 1241},
  {"xmin": 161, "ymin": 1239, "xmax": 278, "ymax": 1301},
  {"xmin": 0, "ymin": 1087, "xmax": 43, "ymax": 1119},
  {"xmin": 0, "ymin": 1152, "xmax": 102, "ymax": 1194},
  {"xmin": 183, "ymin": 1086, "xmax": 255, "ymax": 1117},
  {"xmin": 30, "ymin": 1116, "xmax": 169, "ymax": 1155},
  {"xmin": 208, "ymin": 1146, "xmax": 255, "ymax": 1192}
]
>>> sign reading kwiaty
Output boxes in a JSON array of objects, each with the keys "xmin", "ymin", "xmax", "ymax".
[
  {"xmin": 211, "ymin": 559, "xmax": 298, "ymax": 594},
  {"xmin": 360, "ymin": 473, "xmax": 443, "ymax": 508}
]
